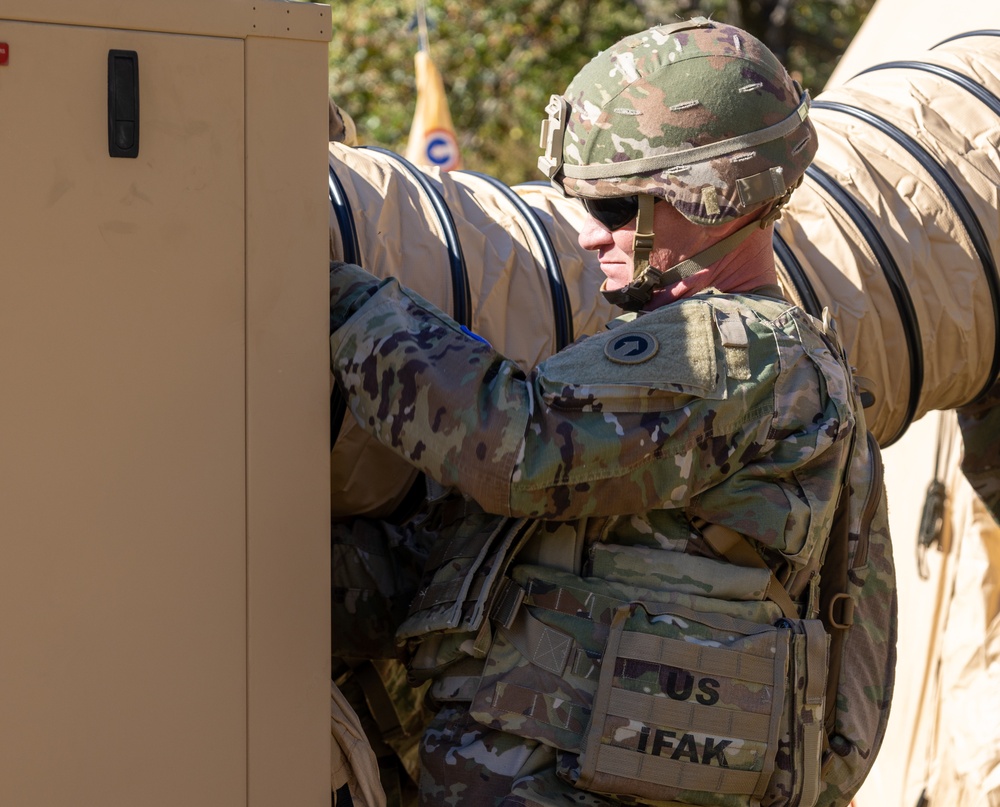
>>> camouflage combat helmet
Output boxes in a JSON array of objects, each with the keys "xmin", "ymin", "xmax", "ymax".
[{"xmin": 538, "ymin": 17, "xmax": 818, "ymax": 310}]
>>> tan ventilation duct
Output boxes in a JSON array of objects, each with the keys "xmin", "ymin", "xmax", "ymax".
[
  {"xmin": 328, "ymin": 144, "xmax": 612, "ymax": 517},
  {"xmin": 329, "ymin": 32, "xmax": 1000, "ymax": 518},
  {"xmin": 777, "ymin": 32, "xmax": 1000, "ymax": 445}
]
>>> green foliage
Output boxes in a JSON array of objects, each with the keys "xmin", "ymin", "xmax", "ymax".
[
  {"xmin": 317, "ymin": 0, "xmax": 872, "ymax": 185},
  {"xmin": 631, "ymin": 0, "xmax": 876, "ymax": 89},
  {"xmin": 323, "ymin": 0, "xmax": 645, "ymax": 183}
]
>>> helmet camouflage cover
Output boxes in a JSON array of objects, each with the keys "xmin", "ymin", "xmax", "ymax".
[{"xmin": 539, "ymin": 17, "xmax": 818, "ymax": 226}]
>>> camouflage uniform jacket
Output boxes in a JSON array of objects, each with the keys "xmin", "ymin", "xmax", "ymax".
[{"xmin": 330, "ymin": 262, "xmax": 857, "ymax": 575}]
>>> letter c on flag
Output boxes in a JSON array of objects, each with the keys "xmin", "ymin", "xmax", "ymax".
[{"xmin": 424, "ymin": 128, "xmax": 460, "ymax": 171}]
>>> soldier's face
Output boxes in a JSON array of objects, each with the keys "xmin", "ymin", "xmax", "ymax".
[
  {"xmin": 577, "ymin": 206, "xmax": 638, "ymax": 292},
  {"xmin": 579, "ymin": 200, "xmax": 717, "ymax": 294}
]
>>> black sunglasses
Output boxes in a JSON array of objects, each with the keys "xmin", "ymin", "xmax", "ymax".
[{"xmin": 582, "ymin": 195, "xmax": 640, "ymax": 231}]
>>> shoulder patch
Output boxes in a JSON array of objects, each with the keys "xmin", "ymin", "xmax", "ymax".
[
  {"xmin": 536, "ymin": 301, "xmax": 725, "ymax": 412},
  {"xmin": 605, "ymin": 331, "xmax": 659, "ymax": 364}
]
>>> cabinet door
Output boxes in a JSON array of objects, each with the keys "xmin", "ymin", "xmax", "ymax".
[{"xmin": 0, "ymin": 21, "xmax": 247, "ymax": 807}]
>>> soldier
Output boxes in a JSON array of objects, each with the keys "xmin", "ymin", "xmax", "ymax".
[{"xmin": 331, "ymin": 17, "xmax": 876, "ymax": 807}]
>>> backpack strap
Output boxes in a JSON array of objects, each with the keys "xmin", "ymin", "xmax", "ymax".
[
  {"xmin": 351, "ymin": 661, "xmax": 405, "ymax": 744},
  {"xmin": 818, "ymin": 434, "xmax": 864, "ymax": 736},
  {"xmin": 697, "ymin": 460, "xmax": 857, "ymax": 738},
  {"xmin": 696, "ymin": 521, "xmax": 801, "ymax": 621}
]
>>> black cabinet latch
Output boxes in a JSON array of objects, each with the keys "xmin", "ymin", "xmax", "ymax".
[{"xmin": 108, "ymin": 50, "xmax": 139, "ymax": 158}]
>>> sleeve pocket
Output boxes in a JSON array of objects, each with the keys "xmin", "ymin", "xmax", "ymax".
[{"xmin": 536, "ymin": 301, "xmax": 727, "ymax": 414}]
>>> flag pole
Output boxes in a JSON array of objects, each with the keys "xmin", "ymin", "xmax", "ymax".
[
  {"xmin": 405, "ymin": 0, "xmax": 462, "ymax": 171},
  {"xmin": 416, "ymin": 0, "xmax": 430, "ymax": 54}
]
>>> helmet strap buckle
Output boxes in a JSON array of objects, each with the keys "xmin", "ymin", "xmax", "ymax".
[
  {"xmin": 758, "ymin": 173, "xmax": 805, "ymax": 227},
  {"xmin": 598, "ymin": 194, "xmax": 660, "ymax": 312},
  {"xmin": 538, "ymin": 95, "xmax": 569, "ymax": 186},
  {"xmin": 630, "ymin": 193, "xmax": 657, "ymax": 276},
  {"xmin": 602, "ymin": 217, "xmax": 763, "ymax": 311}
]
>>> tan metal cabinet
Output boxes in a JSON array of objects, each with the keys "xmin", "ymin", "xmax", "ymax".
[{"xmin": 0, "ymin": 3, "xmax": 332, "ymax": 805}]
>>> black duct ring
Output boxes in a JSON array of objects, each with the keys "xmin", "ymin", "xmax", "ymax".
[
  {"xmin": 772, "ymin": 230, "xmax": 822, "ymax": 319},
  {"xmin": 360, "ymin": 146, "xmax": 471, "ymax": 328},
  {"xmin": 814, "ymin": 99, "xmax": 1000, "ymax": 407},
  {"xmin": 931, "ymin": 30, "xmax": 1000, "ymax": 49},
  {"xmin": 805, "ymin": 164, "xmax": 923, "ymax": 447},
  {"xmin": 855, "ymin": 55, "xmax": 1000, "ymax": 403},
  {"xmin": 466, "ymin": 173, "xmax": 573, "ymax": 349},
  {"xmin": 329, "ymin": 163, "xmax": 360, "ymax": 450},
  {"xmin": 329, "ymin": 163, "xmax": 360, "ymax": 266}
]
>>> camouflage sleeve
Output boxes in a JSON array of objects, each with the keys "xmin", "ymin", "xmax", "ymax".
[
  {"xmin": 331, "ymin": 275, "xmax": 528, "ymax": 515},
  {"xmin": 332, "ymin": 280, "xmax": 855, "ymax": 531},
  {"xmin": 957, "ymin": 381, "xmax": 1000, "ymax": 522},
  {"xmin": 330, "ymin": 261, "xmax": 389, "ymax": 332}
]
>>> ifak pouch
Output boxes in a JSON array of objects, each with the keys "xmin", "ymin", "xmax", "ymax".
[
  {"xmin": 471, "ymin": 554, "xmax": 830, "ymax": 807},
  {"xmin": 567, "ymin": 601, "xmax": 829, "ymax": 807}
]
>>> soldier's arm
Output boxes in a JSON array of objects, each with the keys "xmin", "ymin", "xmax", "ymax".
[{"xmin": 331, "ymin": 263, "xmax": 850, "ymax": 522}]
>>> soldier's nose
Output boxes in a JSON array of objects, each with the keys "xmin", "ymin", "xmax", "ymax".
[{"xmin": 578, "ymin": 215, "xmax": 616, "ymax": 251}]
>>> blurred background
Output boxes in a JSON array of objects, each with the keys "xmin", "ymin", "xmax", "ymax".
[{"xmin": 316, "ymin": 0, "xmax": 873, "ymax": 184}]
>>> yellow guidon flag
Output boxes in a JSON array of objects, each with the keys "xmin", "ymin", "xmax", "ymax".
[{"xmin": 405, "ymin": 48, "xmax": 462, "ymax": 172}]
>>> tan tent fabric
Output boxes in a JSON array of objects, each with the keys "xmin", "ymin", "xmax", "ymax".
[
  {"xmin": 828, "ymin": 2, "xmax": 1000, "ymax": 88},
  {"xmin": 331, "ymin": 680, "xmax": 387, "ymax": 807},
  {"xmin": 911, "ymin": 467, "xmax": 1000, "ymax": 806},
  {"xmin": 849, "ymin": 414, "xmax": 942, "ymax": 807},
  {"xmin": 855, "ymin": 411, "xmax": 1000, "ymax": 807}
]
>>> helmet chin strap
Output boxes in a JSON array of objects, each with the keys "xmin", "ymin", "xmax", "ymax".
[{"xmin": 601, "ymin": 193, "xmax": 761, "ymax": 312}]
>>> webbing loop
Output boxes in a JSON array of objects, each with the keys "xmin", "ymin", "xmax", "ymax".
[{"xmin": 697, "ymin": 520, "xmax": 801, "ymax": 621}]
